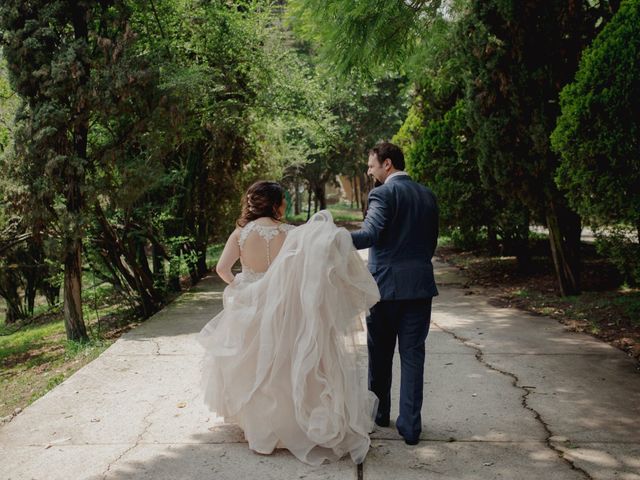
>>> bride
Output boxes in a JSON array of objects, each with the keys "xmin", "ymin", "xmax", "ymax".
[{"xmin": 197, "ymin": 180, "xmax": 380, "ymax": 465}]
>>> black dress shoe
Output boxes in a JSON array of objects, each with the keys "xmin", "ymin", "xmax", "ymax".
[{"xmin": 404, "ymin": 437, "xmax": 420, "ymax": 446}]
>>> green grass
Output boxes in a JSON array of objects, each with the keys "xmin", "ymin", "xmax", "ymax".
[
  {"xmin": 0, "ymin": 322, "xmax": 114, "ymax": 418},
  {"xmin": 0, "ymin": 321, "xmax": 65, "ymax": 364},
  {"xmin": 436, "ymin": 235, "xmax": 454, "ymax": 249},
  {"xmin": 0, "ymin": 293, "xmax": 131, "ymax": 418},
  {"xmin": 612, "ymin": 291, "xmax": 640, "ymax": 324},
  {"xmin": 287, "ymin": 202, "xmax": 363, "ymax": 223},
  {"xmin": 206, "ymin": 243, "xmax": 224, "ymax": 269},
  {"xmin": 513, "ymin": 288, "xmax": 534, "ymax": 299},
  {"xmin": 529, "ymin": 231, "xmax": 550, "ymax": 241},
  {"xmin": 0, "ymin": 335, "xmax": 108, "ymax": 419}
]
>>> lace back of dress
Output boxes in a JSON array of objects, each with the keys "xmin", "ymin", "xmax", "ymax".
[{"xmin": 238, "ymin": 221, "xmax": 292, "ymax": 274}]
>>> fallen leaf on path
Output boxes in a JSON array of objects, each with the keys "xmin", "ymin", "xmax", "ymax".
[{"xmin": 177, "ymin": 402, "xmax": 187, "ymax": 408}]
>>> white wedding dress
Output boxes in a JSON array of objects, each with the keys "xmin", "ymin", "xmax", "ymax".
[{"xmin": 197, "ymin": 211, "xmax": 380, "ymax": 465}]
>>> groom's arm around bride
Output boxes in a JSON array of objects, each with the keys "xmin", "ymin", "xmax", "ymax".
[{"xmin": 350, "ymin": 141, "xmax": 439, "ymax": 446}]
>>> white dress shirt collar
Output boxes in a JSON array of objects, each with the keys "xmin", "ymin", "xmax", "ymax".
[{"xmin": 384, "ymin": 171, "xmax": 410, "ymax": 184}]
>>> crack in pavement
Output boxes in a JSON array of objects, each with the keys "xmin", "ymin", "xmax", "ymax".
[
  {"xmin": 433, "ymin": 320, "xmax": 594, "ymax": 480},
  {"xmin": 100, "ymin": 343, "xmax": 199, "ymax": 477},
  {"xmin": 100, "ymin": 400, "xmax": 156, "ymax": 479},
  {"xmin": 112, "ymin": 338, "xmax": 162, "ymax": 355},
  {"xmin": 144, "ymin": 338, "xmax": 162, "ymax": 355}
]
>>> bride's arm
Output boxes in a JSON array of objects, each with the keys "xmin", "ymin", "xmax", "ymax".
[{"xmin": 216, "ymin": 228, "xmax": 241, "ymax": 284}]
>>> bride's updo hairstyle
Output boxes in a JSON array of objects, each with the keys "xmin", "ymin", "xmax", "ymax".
[{"xmin": 237, "ymin": 181, "xmax": 285, "ymax": 227}]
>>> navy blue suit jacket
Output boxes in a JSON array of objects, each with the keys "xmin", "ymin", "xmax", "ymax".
[{"xmin": 351, "ymin": 175, "xmax": 439, "ymax": 300}]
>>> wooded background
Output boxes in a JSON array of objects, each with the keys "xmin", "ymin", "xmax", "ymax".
[{"xmin": 1, "ymin": 0, "xmax": 638, "ymax": 342}]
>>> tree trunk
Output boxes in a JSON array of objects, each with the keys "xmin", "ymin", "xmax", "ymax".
[
  {"xmin": 93, "ymin": 202, "xmax": 163, "ymax": 316},
  {"xmin": 4, "ymin": 296, "xmax": 24, "ymax": 324},
  {"xmin": 152, "ymin": 241, "xmax": 165, "ymax": 278},
  {"xmin": 63, "ymin": 237, "xmax": 88, "ymax": 341},
  {"xmin": 125, "ymin": 234, "xmax": 162, "ymax": 317},
  {"xmin": 128, "ymin": 240, "xmax": 162, "ymax": 317},
  {"xmin": 62, "ymin": 1, "xmax": 90, "ymax": 342},
  {"xmin": 294, "ymin": 177, "xmax": 301, "ymax": 215},
  {"xmin": 486, "ymin": 224, "xmax": 499, "ymax": 255},
  {"xmin": 197, "ymin": 248, "xmax": 208, "ymax": 277},
  {"xmin": 5, "ymin": 306, "xmax": 18, "ymax": 324},
  {"xmin": 359, "ymin": 171, "xmax": 371, "ymax": 217},
  {"xmin": 514, "ymin": 215, "xmax": 531, "ymax": 273},
  {"xmin": 314, "ymin": 182, "xmax": 327, "ymax": 211},
  {"xmin": 63, "ymin": 150, "xmax": 88, "ymax": 340},
  {"xmin": 546, "ymin": 200, "xmax": 581, "ymax": 296},
  {"xmin": 22, "ymin": 243, "xmax": 43, "ymax": 315},
  {"xmin": 306, "ymin": 184, "xmax": 312, "ymax": 221},
  {"xmin": 86, "ymin": 254, "xmax": 132, "ymax": 303},
  {"xmin": 0, "ymin": 273, "xmax": 26, "ymax": 324},
  {"xmin": 195, "ymin": 157, "xmax": 209, "ymax": 279},
  {"xmin": 350, "ymin": 176, "xmax": 355, "ymax": 209},
  {"xmin": 41, "ymin": 279, "xmax": 60, "ymax": 307},
  {"xmin": 137, "ymin": 241, "xmax": 154, "ymax": 285}
]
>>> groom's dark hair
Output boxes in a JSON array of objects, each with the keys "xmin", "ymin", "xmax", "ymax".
[{"xmin": 370, "ymin": 142, "xmax": 405, "ymax": 171}]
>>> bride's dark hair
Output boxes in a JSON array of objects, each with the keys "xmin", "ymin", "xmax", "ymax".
[{"xmin": 237, "ymin": 181, "xmax": 285, "ymax": 227}]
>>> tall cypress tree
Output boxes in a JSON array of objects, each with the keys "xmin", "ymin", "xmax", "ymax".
[
  {"xmin": 287, "ymin": 0, "xmax": 615, "ymax": 294},
  {"xmin": 0, "ymin": 1, "xmax": 136, "ymax": 340},
  {"xmin": 462, "ymin": 0, "xmax": 619, "ymax": 295},
  {"xmin": 552, "ymin": 0, "xmax": 640, "ymax": 284}
]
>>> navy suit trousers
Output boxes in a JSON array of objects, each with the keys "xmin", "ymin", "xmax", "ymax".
[{"xmin": 366, "ymin": 298, "xmax": 432, "ymax": 441}]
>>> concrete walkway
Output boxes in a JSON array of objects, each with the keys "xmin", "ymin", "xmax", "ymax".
[{"xmin": 1, "ymin": 259, "xmax": 639, "ymax": 479}]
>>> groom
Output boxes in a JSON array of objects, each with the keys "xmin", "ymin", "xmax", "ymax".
[{"xmin": 351, "ymin": 141, "xmax": 438, "ymax": 445}]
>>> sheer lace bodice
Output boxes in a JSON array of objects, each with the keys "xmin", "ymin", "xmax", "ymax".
[{"xmin": 237, "ymin": 220, "xmax": 294, "ymax": 281}]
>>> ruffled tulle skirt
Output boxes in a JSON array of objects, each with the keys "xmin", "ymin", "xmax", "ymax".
[{"xmin": 197, "ymin": 211, "xmax": 380, "ymax": 465}]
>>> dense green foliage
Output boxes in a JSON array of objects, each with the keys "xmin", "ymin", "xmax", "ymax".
[
  {"xmin": 460, "ymin": 1, "xmax": 618, "ymax": 294},
  {"xmin": 287, "ymin": 0, "xmax": 440, "ymax": 74},
  {"xmin": 292, "ymin": 0, "xmax": 632, "ymax": 295},
  {"xmin": 552, "ymin": 0, "xmax": 640, "ymax": 284},
  {"xmin": 1, "ymin": 0, "xmax": 637, "ymax": 340},
  {"xmin": 0, "ymin": 1, "xmax": 407, "ymax": 336}
]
